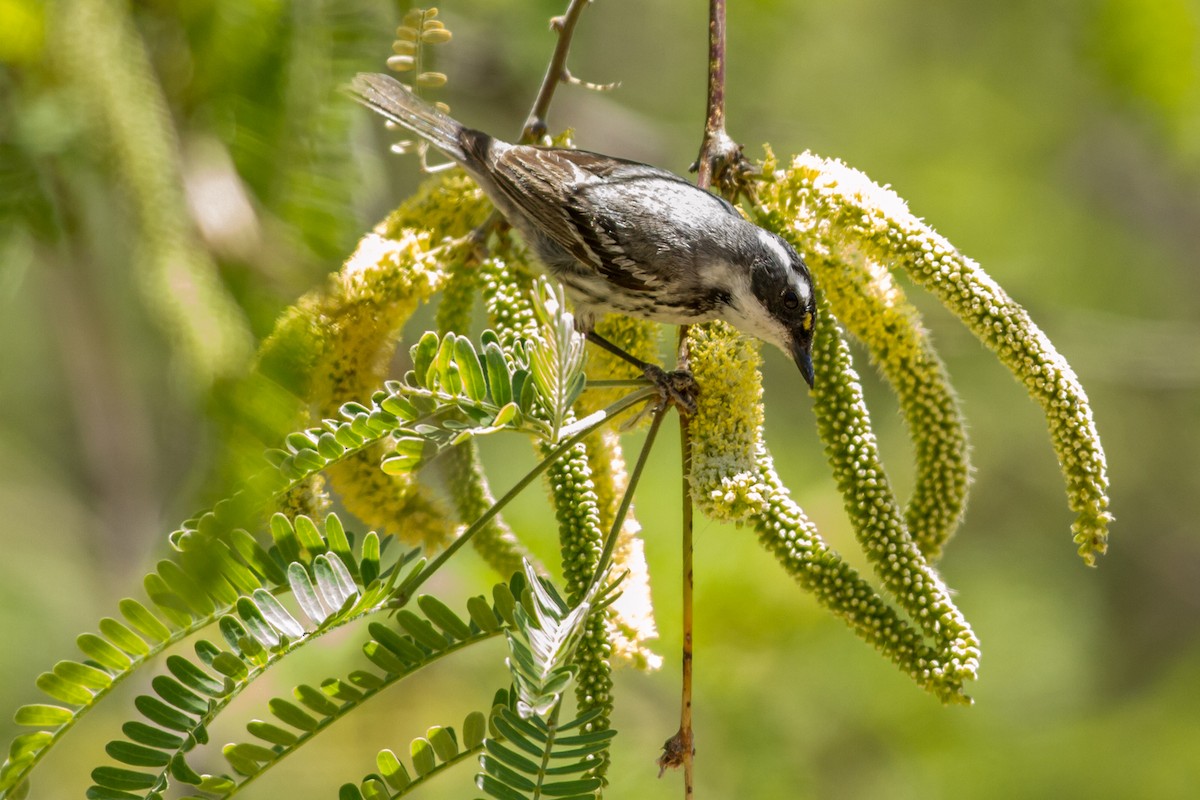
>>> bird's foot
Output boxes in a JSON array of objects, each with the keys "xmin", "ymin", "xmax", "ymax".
[{"xmin": 643, "ymin": 364, "xmax": 698, "ymax": 416}]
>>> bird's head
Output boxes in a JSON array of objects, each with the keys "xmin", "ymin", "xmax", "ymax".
[{"xmin": 740, "ymin": 228, "xmax": 817, "ymax": 388}]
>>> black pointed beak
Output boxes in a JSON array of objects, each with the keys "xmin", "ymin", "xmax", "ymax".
[{"xmin": 791, "ymin": 338, "xmax": 815, "ymax": 389}]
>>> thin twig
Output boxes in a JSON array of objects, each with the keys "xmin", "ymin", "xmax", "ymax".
[
  {"xmin": 522, "ymin": 0, "xmax": 594, "ymax": 142},
  {"xmin": 593, "ymin": 402, "xmax": 671, "ymax": 580}
]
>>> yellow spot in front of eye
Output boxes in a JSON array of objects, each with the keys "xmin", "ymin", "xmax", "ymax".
[{"xmin": 802, "ymin": 312, "xmax": 814, "ymax": 331}]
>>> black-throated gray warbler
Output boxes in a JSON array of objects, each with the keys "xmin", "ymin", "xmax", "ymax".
[{"xmin": 348, "ymin": 72, "xmax": 817, "ymax": 388}]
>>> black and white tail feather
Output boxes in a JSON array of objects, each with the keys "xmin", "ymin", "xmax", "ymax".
[
  {"xmin": 350, "ymin": 72, "xmax": 468, "ymax": 162},
  {"xmin": 346, "ymin": 72, "xmax": 818, "ymax": 388}
]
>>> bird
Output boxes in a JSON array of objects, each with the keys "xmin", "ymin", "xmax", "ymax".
[{"xmin": 347, "ymin": 72, "xmax": 816, "ymax": 389}]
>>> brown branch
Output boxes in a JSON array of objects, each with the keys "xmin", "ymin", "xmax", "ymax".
[
  {"xmin": 693, "ymin": 0, "xmax": 751, "ymax": 200},
  {"xmin": 678, "ymin": 329, "xmax": 699, "ymax": 798},
  {"xmin": 658, "ymin": 326, "xmax": 696, "ymax": 793},
  {"xmin": 522, "ymin": 0, "xmax": 594, "ymax": 142}
]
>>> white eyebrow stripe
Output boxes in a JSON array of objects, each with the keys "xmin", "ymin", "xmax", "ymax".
[
  {"xmin": 756, "ymin": 229, "xmax": 811, "ymax": 303},
  {"xmin": 757, "ymin": 229, "xmax": 791, "ymax": 268},
  {"xmin": 796, "ymin": 278, "xmax": 812, "ymax": 304}
]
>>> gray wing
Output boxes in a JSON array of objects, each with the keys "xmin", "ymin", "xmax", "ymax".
[{"xmin": 485, "ymin": 146, "xmax": 740, "ymax": 291}]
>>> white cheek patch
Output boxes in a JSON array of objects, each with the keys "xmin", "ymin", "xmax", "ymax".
[{"xmin": 727, "ymin": 292, "xmax": 789, "ymax": 352}]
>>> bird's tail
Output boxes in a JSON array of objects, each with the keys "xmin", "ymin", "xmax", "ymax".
[{"xmin": 347, "ymin": 72, "xmax": 467, "ymax": 162}]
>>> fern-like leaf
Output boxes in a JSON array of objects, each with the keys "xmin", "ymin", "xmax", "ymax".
[
  {"xmin": 380, "ymin": 326, "xmax": 584, "ymax": 477},
  {"xmin": 478, "ymin": 706, "xmax": 613, "ymax": 800},
  {"xmin": 214, "ymin": 576, "xmax": 526, "ymax": 796},
  {"xmin": 528, "ymin": 285, "xmax": 588, "ymax": 441},
  {"xmin": 506, "ymin": 564, "xmax": 590, "ymax": 719},
  {"xmin": 343, "ymin": 703, "xmax": 497, "ymax": 799},
  {"xmin": 0, "ymin": 513, "xmax": 416, "ymax": 800}
]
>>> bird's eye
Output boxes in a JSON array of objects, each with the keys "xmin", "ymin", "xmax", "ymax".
[{"xmin": 783, "ymin": 289, "xmax": 800, "ymax": 310}]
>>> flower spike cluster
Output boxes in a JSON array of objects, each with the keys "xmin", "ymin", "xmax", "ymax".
[
  {"xmin": 761, "ymin": 153, "xmax": 1111, "ymax": 564},
  {"xmin": 687, "ymin": 321, "xmax": 980, "ymax": 703},
  {"xmin": 804, "ymin": 245, "xmax": 970, "ymax": 561}
]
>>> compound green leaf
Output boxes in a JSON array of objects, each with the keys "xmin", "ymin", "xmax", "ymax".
[
  {"xmin": 287, "ymin": 563, "xmax": 326, "ymax": 625},
  {"xmin": 168, "ymin": 751, "xmax": 203, "ymax": 784},
  {"xmin": 481, "ymin": 754, "xmax": 538, "ymax": 793},
  {"xmin": 483, "ymin": 342, "xmax": 512, "ymax": 406},
  {"xmin": 77, "ymin": 633, "xmax": 131, "ymax": 671},
  {"xmin": 368, "ymin": 622, "xmax": 422, "ymax": 664},
  {"xmin": 98, "ymin": 618, "xmax": 149, "ymax": 658},
  {"xmin": 539, "ymin": 777, "xmax": 602, "ymax": 796},
  {"xmin": 151, "ymin": 676, "xmax": 208, "ymax": 716},
  {"xmin": 165, "ymin": 655, "xmax": 224, "ymax": 697},
  {"xmin": 410, "ymin": 738, "xmax": 436, "ymax": 776},
  {"xmin": 270, "ymin": 514, "xmax": 302, "ymax": 565},
  {"xmin": 323, "ymin": 514, "xmax": 357, "ymax": 579},
  {"xmin": 246, "ymin": 720, "xmax": 298, "ymax": 747},
  {"xmin": 320, "ymin": 678, "xmax": 362, "ymax": 702},
  {"xmin": 463, "ymin": 711, "xmax": 487, "ymax": 749},
  {"xmin": 90, "ymin": 766, "xmax": 157, "ymax": 791},
  {"xmin": 360, "ymin": 532, "xmax": 381, "ymax": 586},
  {"xmin": 362, "ymin": 641, "xmax": 407, "ymax": 675},
  {"xmin": 154, "ymin": 560, "xmax": 215, "ymax": 617},
  {"xmin": 426, "ymin": 726, "xmax": 458, "ymax": 761},
  {"xmin": 294, "ymin": 684, "xmax": 339, "ymax": 717},
  {"xmin": 268, "ymin": 698, "xmax": 318, "ymax": 732},
  {"xmin": 455, "ymin": 336, "xmax": 487, "ymax": 401},
  {"xmin": 316, "ymin": 432, "xmax": 346, "ymax": 460},
  {"xmin": 8, "ymin": 731, "xmax": 52, "ymax": 760},
  {"xmin": 313, "ymin": 554, "xmax": 357, "ymax": 611},
  {"xmin": 236, "ymin": 598, "xmax": 280, "ymax": 649},
  {"xmin": 347, "ymin": 670, "xmax": 383, "ymax": 691},
  {"xmin": 412, "ymin": 331, "xmax": 440, "ymax": 388},
  {"xmin": 13, "ymin": 705, "xmax": 72, "ymax": 727},
  {"xmin": 476, "ymin": 773, "xmax": 531, "ymax": 800},
  {"xmin": 360, "ymin": 776, "xmax": 388, "ymax": 800},
  {"xmin": 466, "ymin": 596, "xmax": 501, "ymax": 633},
  {"xmin": 251, "ymin": 590, "xmax": 305, "ymax": 639},
  {"xmin": 83, "ymin": 786, "xmax": 139, "ymax": 800},
  {"xmin": 105, "ymin": 741, "xmax": 170, "ymax": 768},
  {"xmin": 224, "ymin": 742, "xmax": 275, "ymax": 764},
  {"xmin": 35, "ymin": 672, "xmax": 92, "ymax": 706},
  {"xmin": 395, "ymin": 610, "xmax": 447, "ymax": 650},
  {"xmin": 483, "ymin": 739, "xmax": 538, "ymax": 774},
  {"xmin": 121, "ymin": 722, "xmax": 183, "ymax": 750},
  {"xmin": 376, "ymin": 748, "xmax": 411, "ymax": 790},
  {"xmin": 133, "ymin": 696, "xmax": 195, "ymax": 732},
  {"xmin": 209, "ymin": 652, "xmax": 248, "ymax": 680},
  {"xmin": 230, "ymin": 529, "xmax": 286, "ymax": 585},
  {"xmin": 417, "ymin": 595, "xmax": 472, "ymax": 640},
  {"xmin": 141, "ymin": 575, "xmax": 193, "ymax": 628},
  {"xmin": 293, "ymin": 515, "xmax": 326, "ymax": 554}
]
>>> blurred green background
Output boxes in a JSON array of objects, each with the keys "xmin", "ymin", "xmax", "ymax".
[{"xmin": 2, "ymin": 0, "xmax": 1198, "ymax": 797}]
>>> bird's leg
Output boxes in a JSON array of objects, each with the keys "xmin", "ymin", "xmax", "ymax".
[{"xmin": 585, "ymin": 331, "xmax": 698, "ymax": 414}]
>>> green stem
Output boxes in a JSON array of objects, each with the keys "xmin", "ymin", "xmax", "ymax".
[
  {"xmin": 534, "ymin": 699, "xmax": 566, "ymax": 798},
  {"xmin": 592, "ymin": 403, "xmax": 670, "ymax": 581}
]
